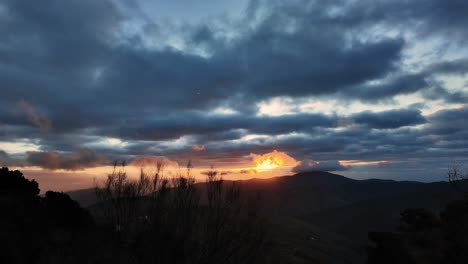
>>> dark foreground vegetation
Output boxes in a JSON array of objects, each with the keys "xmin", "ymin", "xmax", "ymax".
[
  {"xmin": 368, "ymin": 165, "xmax": 468, "ymax": 264},
  {"xmin": 2, "ymin": 165, "xmax": 468, "ymax": 264},
  {"xmin": 0, "ymin": 165, "xmax": 267, "ymax": 264},
  {"xmin": 368, "ymin": 196, "xmax": 468, "ymax": 264}
]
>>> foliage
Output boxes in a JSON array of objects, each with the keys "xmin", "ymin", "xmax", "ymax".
[
  {"xmin": 0, "ymin": 167, "xmax": 93, "ymax": 264},
  {"xmin": 0, "ymin": 163, "xmax": 267, "ymax": 264},
  {"xmin": 0, "ymin": 167, "xmax": 39, "ymax": 196}
]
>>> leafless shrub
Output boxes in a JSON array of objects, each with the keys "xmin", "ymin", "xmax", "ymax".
[
  {"xmin": 447, "ymin": 162, "xmax": 468, "ymax": 195},
  {"xmin": 94, "ymin": 160, "xmax": 267, "ymax": 264}
]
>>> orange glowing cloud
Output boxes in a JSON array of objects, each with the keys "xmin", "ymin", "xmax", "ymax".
[
  {"xmin": 129, "ymin": 156, "xmax": 179, "ymax": 168},
  {"xmin": 250, "ymin": 150, "xmax": 299, "ymax": 172},
  {"xmin": 192, "ymin": 144, "xmax": 205, "ymax": 151}
]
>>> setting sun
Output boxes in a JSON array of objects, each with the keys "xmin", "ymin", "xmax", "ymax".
[
  {"xmin": 255, "ymin": 156, "xmax": 283, "ymax": 171},
  {"xmin": 251, "ymin": 150, "xmax": 299, "ymax": 172}
]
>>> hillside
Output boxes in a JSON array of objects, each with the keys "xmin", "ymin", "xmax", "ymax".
[{"xmin": 68, "ymin": 171, "xmax": 464, "ymax": 264}]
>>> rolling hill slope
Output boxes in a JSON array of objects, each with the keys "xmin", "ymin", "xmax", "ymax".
[{"xmin": 68, "ymin": 171, "xmax": 464, "ymax": 263}]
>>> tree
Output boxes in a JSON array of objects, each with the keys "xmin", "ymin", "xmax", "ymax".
[
  {"xmin": 0, "ymin": 167, "xmax": 39, "ymax": 197},
  {"xmin": 0, "ymin": 167, "xmax": 94, "ymax": 264},
  {"xmin": 0, "ymin": 167, "xmax": 42, "ymax": 263},
  {"xmin": 94, "ymin": 161, "xmax": 267, "ymax": 264},
  {"xmin": 447, "ymin": 162, "xmax": 468, "ymax": 194},
  {"xmin": 367, "ymin": 165, "xmax": 468, "ymax": 264},
  {"xmin": 42, "ymin": 191, "xmax": 93, "ymax": 231}
]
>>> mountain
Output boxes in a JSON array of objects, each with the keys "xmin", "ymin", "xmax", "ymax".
[
  {"xmin": 233, "ymin": 172, "xmax": 463, "ymax": 263},
  {"xmin": 67, "ymin": 187, "xmax": 97, "ymax": 207},
  {"xmin": 67, "ymin": 171, "xmax": 464, "ymax": 264}
]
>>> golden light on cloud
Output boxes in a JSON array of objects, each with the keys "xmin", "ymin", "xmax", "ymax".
[
  {"xmin": 129, "ymin": 156, "xmax": 179, "ymax": 168},
  {"xmin": 250, "ymin": 150, "xmax": 299, "ymax": 172},
  {"xmin": 192, "ymin": 144, "xmax": 206, "ymax": 151},
  {"xmin": 340, "ymin": 160, "xmax": 389, "ymax": 166}
]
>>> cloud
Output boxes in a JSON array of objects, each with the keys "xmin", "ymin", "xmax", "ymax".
[
  {"xmin": 129, "ymin": 156, "xmax": 179, "ymax": 168},
  {"xmin": 17, "ymin": 99, "xmax": 51, "ymax": 131},
  {"xmin": 26, "ymin": 149, "xmax": 109, "ymax": 170},
  {"xmin": 293, "ymin": 160, "xmax": 349, "ymax": 173},
  {"xmin": 0, "ymin": 0, "xmax": 405, "ymax": 128},
  {"xmin": 0, "ymin": 150, "xmax": 25, "ymax": 167},
  {"xmin": 0, "ymin": 0, "xmax": 467, "ymax": 182},
  {"xmin": 426, "ymin": 106, "xmax": 468, "ymax": 136},
  {"xmin": 192, "ymin": 144, "xmax": 205, "ymax": 151},
  {"xmin": 351, "ymin": 108, "xmax": 427, "ymax": 129},
  {"xmin": 250, "ymin": 150, "xmax": 299, "ymax": 168}
]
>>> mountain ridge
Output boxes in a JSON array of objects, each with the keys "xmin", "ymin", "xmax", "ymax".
[
  {"xmin": 67, "ymin": 171, "xmax": 446, "ymax": 207},
  {"xmin": 66, "ymin": 170, "xmax": 463, "ymax": 264}
]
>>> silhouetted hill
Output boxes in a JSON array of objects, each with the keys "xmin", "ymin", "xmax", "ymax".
[
  {"xmin": 67, "ymin": 171, "xmax": 463, "ymax": 264},
  {"xmin": 67, "ymin": 188, "xmax": 97, "ymax": 207},
  {"xmin": 233, "ymin": 172, "xmax": 463, "ymax": 263},
  {"xmin": 310, "ymin": 180, "xmax": 463, "ymax": 242}
]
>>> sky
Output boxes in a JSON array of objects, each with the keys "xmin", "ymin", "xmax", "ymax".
[{"xmin": 1, "ymin": 0, "xmax": 468, "ymax": 191}]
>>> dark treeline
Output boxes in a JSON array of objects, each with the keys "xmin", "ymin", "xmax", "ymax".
[
  {"xmin": 368, "ymin": 166, "xmax": 468, "ymax": 264},
  {"xmin": 2, "ymin": 164, "xmax": 468, "ymax": 264},
  {"xmin": 0, "ymin": 165, "xmax": 268, "ymax": 264}
]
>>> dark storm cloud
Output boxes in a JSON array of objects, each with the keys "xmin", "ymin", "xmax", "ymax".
[
  {"xmin": 0, "ymin": 0, "xmax": 463, "ymax": 122},
  {"xmin": 26, "ymin": 149, "xmax": 109, "ymax": 170},
  {"xmin": 351, "ymin": 108, "xmax": 426, "ymax": 129},
  {"xmin": 0, "ymin": 0, "xmax": 124, "ymax": 133},
  {"xmin": 16, "ymin": 100, "xmax": 52, "ymax": 131},
  {"xmin": 0, "ymin": 0, "xmax": 121, "ymax": 75},
  {"xmin": 0, "ymin": 0, "xmax": 404, "ymax": 129},
  {"xmin": 344, "ymin": 73, "xmax": 429, "ymax": 101},
  {"xmin": 0, "ymin": 106, "xmax": 446, "ymax": 171},
  {"xmin": 192, "ymin": 130, "xmax": 247, "ymax": 143},
  {"xmin": 6, "ymin": 107, "xmax": 467, "ymax": 172},
  {"xmin": 340, "ymin": 0, "xmax": 468, "ymax": 38},
  {"xmin": 0, "ymin": 0, "xmax": 465, "ymax": 109},
  {"xmin": 91, "ymin": 108, "xmax": 425, "ymax": 143},
  {"xmin": 107, "ymin": 112, "xmax": 336, "ymax": 141},
  {"xmin": 426, "ymin": 107, "xmax": 468, "ymax": 136},
  {"xmin": 123, "ymin": 107, "xmax": 467, "ymax": 177},
  {"xmin": 0, "ymin": 0, "xmax": 467, "ymax": 177},
  {"xmin": 423, "ymin": 86, "xmax": 468, "ymax": 104}
]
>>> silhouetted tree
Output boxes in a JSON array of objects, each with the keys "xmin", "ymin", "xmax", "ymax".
[
  {"xmin": 447, "ymin": 162, "xmax": 468, "ymax": 195},
  {"xmin": 0, "ymin": 167, "xmax": 42, "ymax": 263},
  {"xmin": 0, "ymin": 163, "xmax": 267, "ymax": 264},
  {"xmin": 0, "ymin": 167, "xmax": 94, "ymax": 264},
  {"xmin": 94, "ymin": 161, "xmax": 268, "ymax": 264},
  {"xmin": 368, "ymin": 182, "xmax": 468, "ymax": 264},
  {"xmin": 43, "ymin": 191, "xmax": 93, "ymax": 231}
]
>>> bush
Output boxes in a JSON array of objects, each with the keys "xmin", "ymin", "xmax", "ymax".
[{"xmin": 94, "ymin": 161, "xmax": 268, "ymax": 264}]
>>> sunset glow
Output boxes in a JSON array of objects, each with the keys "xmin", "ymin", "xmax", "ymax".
[
  {"xmin": 255, "ymin": 158, "xmax": 281, "ymax": 171},
  {"xmin": 251, "ymin": 150, "xmax": 299, "ymax": 172},
  {"xmin": 1, "ymin": 0, "xmax": 467, "ymax": 190}
]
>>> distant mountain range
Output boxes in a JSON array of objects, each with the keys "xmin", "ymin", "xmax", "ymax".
[{"xmin": 68, "ymin": 171, "xmax": 464, "ymax": 264}]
